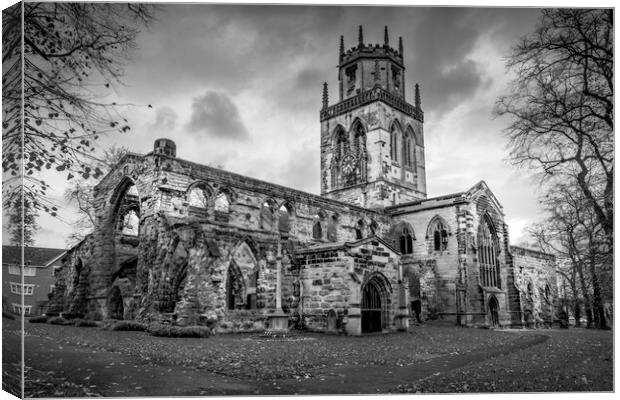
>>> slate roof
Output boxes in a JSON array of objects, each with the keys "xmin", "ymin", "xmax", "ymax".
[{"xmin": 2, "ymin": 245, "xmax": 66, "ymax": 267}]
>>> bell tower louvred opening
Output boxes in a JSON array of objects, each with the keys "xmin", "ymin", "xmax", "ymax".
[{"xmin": 320, "ymin": 26, "xmax": 427, "ymax": 208}]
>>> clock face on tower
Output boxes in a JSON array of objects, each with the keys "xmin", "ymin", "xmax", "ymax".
[{"xmin": 342, "ymin": 154, "xmax": 357, "ymax": 184}]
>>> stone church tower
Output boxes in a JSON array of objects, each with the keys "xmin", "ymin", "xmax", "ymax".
[{"xmin": 320, "ymin": 26, "xmax": 427, "ymax": 209}]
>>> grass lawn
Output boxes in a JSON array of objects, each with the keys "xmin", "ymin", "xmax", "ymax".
[
  {"xmin": 391, "ymin": 328, "xmax": 613, "ymax": 393},
  {"xmin": 24, "ymin": 318, "xmax": 519, "ymax": 380}
]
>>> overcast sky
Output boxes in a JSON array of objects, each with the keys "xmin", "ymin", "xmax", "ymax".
[{"xmin": 6, "ymin": 4, "xmax": 554, "ymax": 249}]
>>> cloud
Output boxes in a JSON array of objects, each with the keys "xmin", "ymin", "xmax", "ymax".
[
  {"xmin": 185, "ymin": 91, "xmax": 249, "ymax": 140},
  {"xmin": 149, "ymin": 106, "xmax": 178, "ymax": 132}
]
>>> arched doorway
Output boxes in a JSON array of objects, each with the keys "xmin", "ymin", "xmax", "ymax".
[
  {"xmin": 107, "ymin": 286, "xmax": 124, "ymax": 320},
  {"xmin": 327, "ymin": 309, "xmax": 338, "ymax": 333},
  {"xmin": 488, "ymin": 295, "xmax": 500, "ymax": 327},
  {"xmin": 361, "ymin": 280, "xmax": 383, "ymax": 333}
]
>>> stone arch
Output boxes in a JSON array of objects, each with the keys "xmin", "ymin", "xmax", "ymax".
[
  {"xmin": 312, "ymin": 210, "xmax": 327, "ymax": 240},
  {"xmin": 260, "ymin": 198, "xmax": 277, "ymax": 230},
  {"xmin": 229, "ymin": 240, "xmax": 260, "ymax": 310},
  {"xmin": 277, "ymin": 201, "xmax": 295, "ymax": 235},
  {"xmin": 101, "ymin": 176, "xmax": 142, "ymax": 307},
  {"xmin": 426, "ymin": 215, "xmax": 450, "ymax": 252},
  {"xmin": 361, "ymin": 272, "xmax": 392, "ymax": 333},
  {"xmin": 186, "ymin": 181, "xmax": 213, "ymax": 209},
  {"xmin": 326, "ymin": 309, "xmax": 338, "ymax": 333},
  {"xmin": 488, "ymin": 295, "xmax": 500, "ymax": 327},
  {"xmin": 390, "ymin": 221, "xmax": 415, "ymax": 254},
  {"xmin": 226, "ymin": 261, "xmax": 246, "ymax": 310}
]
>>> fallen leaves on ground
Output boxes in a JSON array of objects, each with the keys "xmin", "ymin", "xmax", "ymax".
[{"xmin": 391, "ymin": 329, "xmax": 613, "ymax": 393}]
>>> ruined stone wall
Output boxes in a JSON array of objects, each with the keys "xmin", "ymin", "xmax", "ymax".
[{"xmin": 511, "ymin": 246, "xmax": 558, "ymax": 327}]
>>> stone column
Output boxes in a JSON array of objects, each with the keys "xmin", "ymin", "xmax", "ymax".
[
  {"xmin": 396, "ymin": 262, "xmax": 410, "ymax": 331},
  {"xmin": 266, "ymin": 240, "xmax": 289, "ymax": 334}
]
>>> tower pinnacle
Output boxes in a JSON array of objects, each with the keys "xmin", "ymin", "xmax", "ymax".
[
  {"xmin": 384, "ymin": 26, "xmax": 389, "ymax": 46},
  {"xmin": 399, "ymin": 36, "xmax": 403, "ymax": 56},
  {"xmin": 339, "ymin": 35, "xmax": 344, "ymax": 61},
  {"xmin": 358, "ymin": 25, "xmax": 364, "ymax": 47},
  {"xmin": 415, "ymin": 83, "xmax": 421, "ymax": 109},
  {"xmin": 322, "ymin": 82, "xmax": 329, "ymax": 109}
]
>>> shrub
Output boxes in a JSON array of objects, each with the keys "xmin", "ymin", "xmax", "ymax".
[
  {"xmin": 74, "ymin": 319, "xmax": 98, "ymax": 327},
  {"xmin": 147, "ymin": 323, "xmax": 212, "ymax": 338},
  {"xmin": 48, "ymin": 316, "xmax": 73, "ymax": 325},
  {"xmin": 2, "ymin": 311, "xmax": 16, "ymax": 320},
  {"xmin": 29, "ymin": 315, "xmax": 48, "ymax": 323},
  {"xmin": 109, "ymin": 320, "xmax": 147, "ymax": 332}
]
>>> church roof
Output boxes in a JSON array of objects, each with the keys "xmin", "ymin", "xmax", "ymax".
[
  {"xmin": 295, "ymin": 236, "xmax": 399, "ymax": 255},
  {"xmin": 386, "ymin": 180, "xmax": 503, "ymax": 215}
]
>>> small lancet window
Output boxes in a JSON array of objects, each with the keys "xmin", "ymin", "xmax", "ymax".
[{"xmin": 399, "ymin": 226, "xmax": 413, "ymax": 254}]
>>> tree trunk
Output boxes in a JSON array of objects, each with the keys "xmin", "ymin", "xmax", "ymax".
[
  {"xmin": 576, "ymin": 262, "xmax": 593, "ymax": 327},
  {"xmin": 588, "ymin": 251, "xmax": 607, "ymax": 329}
]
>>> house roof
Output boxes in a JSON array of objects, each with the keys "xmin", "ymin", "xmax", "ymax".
[{"xmin": 2, "ymin": 245, "xmax": 66, "ymax": 267}]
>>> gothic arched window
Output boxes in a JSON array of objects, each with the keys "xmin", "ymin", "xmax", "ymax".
[
  {"xmin": 355, "ymin": 219, "xmax": 366, "ymax": 240},
  {"xmin": 327, "ymin": 214, "xmax": 339, "ymax": 242},
  {"xmin": 260, "ymin": 200, "xmax": 275, "ymax": 230},
  {"xmin": 369, "ymin": 220, "xmax": 378, "ymax": 236},
  {"xmin": 278, "ymin": 203, "xmax": 293, "ymax": 234},
  {"xmin": 404, "ymin": 127, "xmax": 416, "ymax": 169},
  {"xmin": 335, "ymin": 127, "xmax": 348, "ymax": 160},
  {"xmin": 353, "ymin": 123, "xmax": 367, "ymax": 182},
  {"xmin": 313, "ymin": 211, "xmax": 326, "ymax": 240},
  {"xmin": 399, "ymin": 226, "xmax": 413, "ymax": 254},
  {"xmin": 390, "ymin": 124, "xmax": 400, "ymax": 162},
  {"xmin": 428, "ymin": 217, "xmax": 449, "ymax": 252},
  {"xmin": 478, "ymin": 215, "xmax": 500, "ymax": 288},
  {"xmin": 226, "ymin": 263, "xmax": 245, "ymax": 310}
]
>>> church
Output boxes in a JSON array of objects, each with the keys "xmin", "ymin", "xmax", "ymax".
[{"xmin": 49, "ymin": 27, "xmax": 558, "ymax": 334}]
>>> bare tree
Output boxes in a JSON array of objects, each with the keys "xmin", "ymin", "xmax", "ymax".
[
  {"xmin": 64, "ymin": 145, "xmax": 129, "ymax": 245},
  {"xmin": 530, "ymin": 181, "xmax": 610, "ymax": 328},
  {"xmin": 2, "ymin": 3, "xmax": 156, "ymax": 218},
  {"xmin": 496, "ymin": 9, "xmax": 613, "ymax": 250}
]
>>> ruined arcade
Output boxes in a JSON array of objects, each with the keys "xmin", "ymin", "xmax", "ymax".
[{"xmin": 49, "ymin": 26, "xmax": 558, "ymax": 334}]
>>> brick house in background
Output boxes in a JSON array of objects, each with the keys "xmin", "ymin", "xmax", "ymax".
[{"xmin": 2, "ymin": 246, "xmax": 66, "ymax": 316}]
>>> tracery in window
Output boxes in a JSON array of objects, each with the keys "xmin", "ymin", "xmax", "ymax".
[{"xmin": 478, "ymin": 215, "xmax": 500, "ymax": 288}]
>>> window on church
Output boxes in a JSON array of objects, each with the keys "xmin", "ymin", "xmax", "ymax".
[
  {"xmin": 478, "ymin": 216, "xmax": 500, "ymax": 288},
  {"xmin": 214, "ymin": 192, "xmax": 230, "ymax": 213},
  {"xmin": 369, "ymin": 220, "xmax": 378, "ymax": 236},
  {"xmin": 355, "ymin": 219, "xmax": 365, "ymax": 240},
  {"xmin": 335, "ymin": 128, "xmax": 348, "ymax": 160},
  {"xmin": 428, "ymin": 218, "xmax": 448, "ymax": 252},
  {"xmin": 327, "ymin": 214, "xmax": 339, "ymax": 242},
  {"xmin": 527, "ymin": 282, "xmax": 534, "ymax": 298},
  {"xmin": 399, "ymin": 226, "xmax": 413, "ymax": 254},
  {"xmin": 260, "ymin": 201, "xmax": 275, "ymax": 230},
  {"xmin": 392, "ymin": 66, "xmax": 401, "ymax": 90},
  {"xmin": 187, "ymin": 185, "xmax": 210, "ymax": 208},
  {"xmin": 545, "ymin": 284, "xmax": 551, "ymax": 300},
  {"xmin": 278, "ymin": 203, "xmax": 293, "ymax": 234},
  {"xmin": 312, "ymin": 221, "xmax": 322, "ymax": 240},
  {"xmin": 345, "ymin": 65, "xmax": 357, "ymax": 94},
  {"xmin": 390, "ymin": 125, "xmax": 400, "ymax": 162}
]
